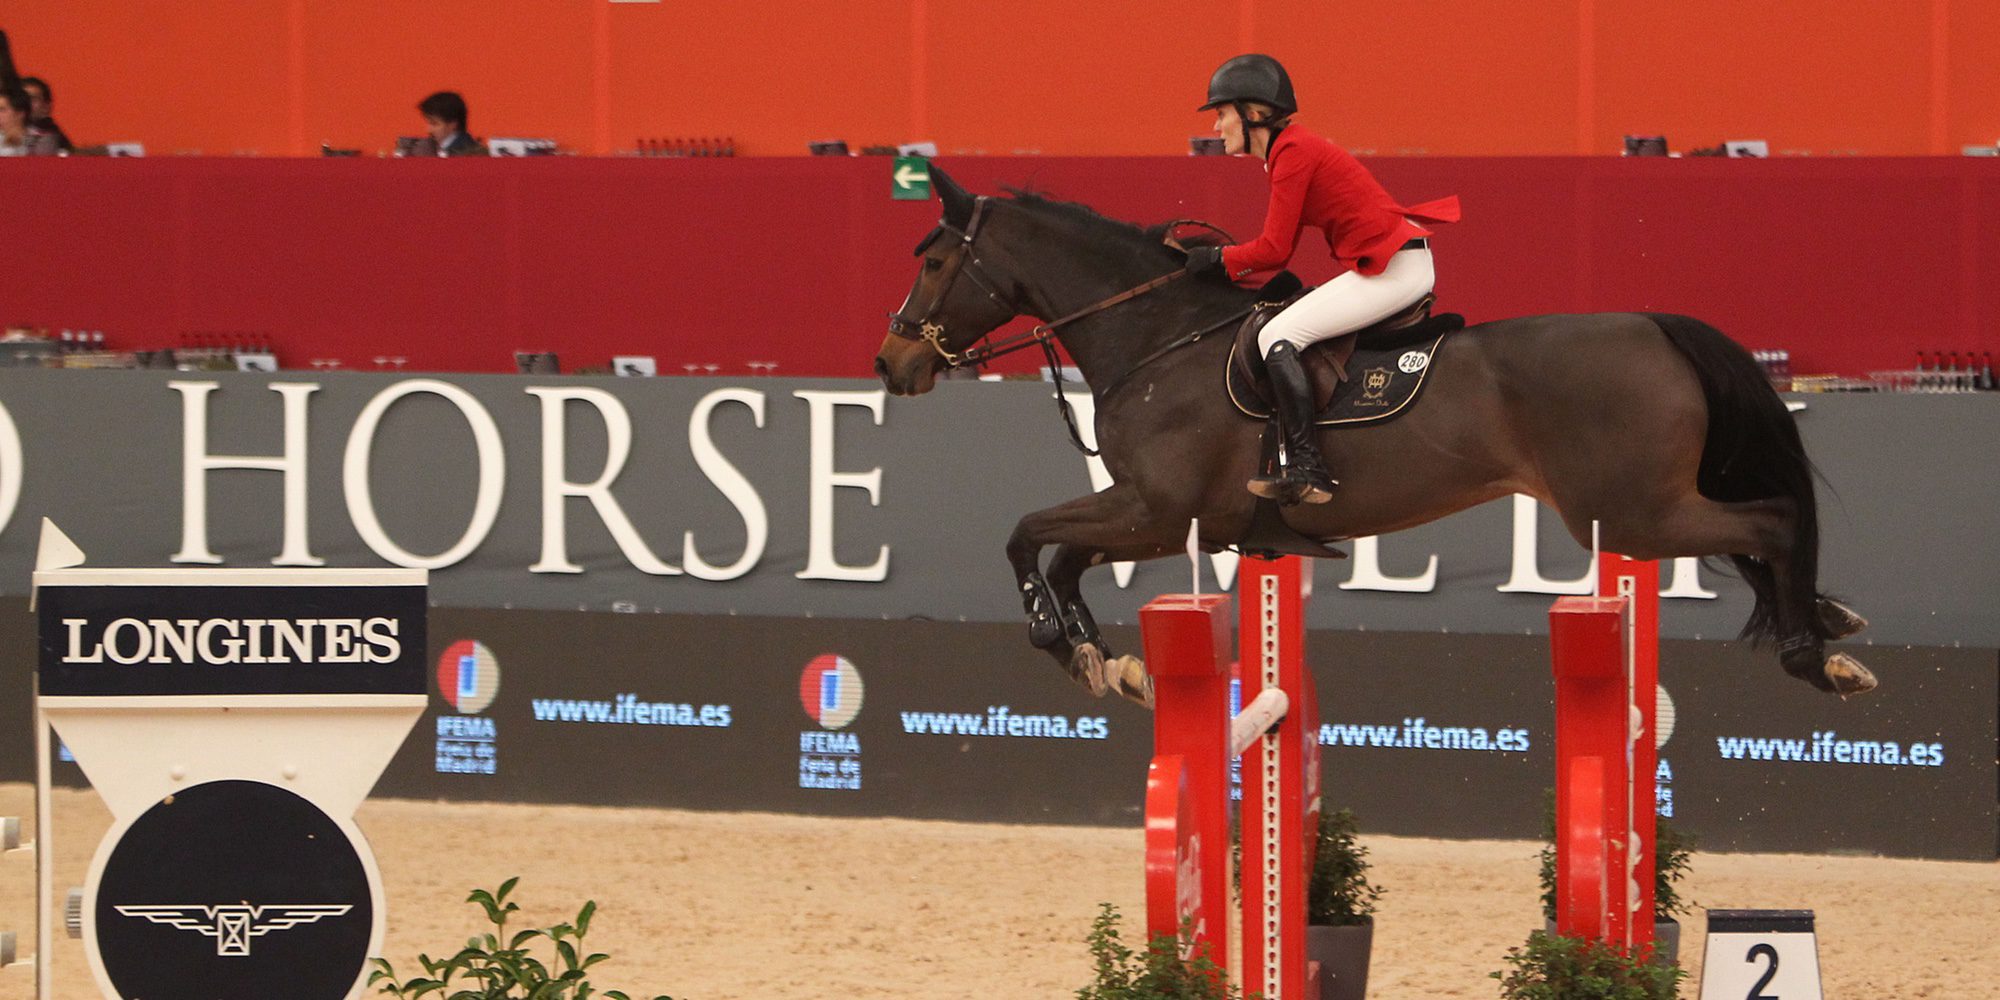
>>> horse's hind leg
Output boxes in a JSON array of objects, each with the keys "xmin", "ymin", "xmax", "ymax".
[
  {"xmin": 1599, "ymin": 495, "xmax": 1875, "ymax": 696},
  {"xmin": 1771, "ymin": 560, "xmax": 1876, "ymax": 696}
]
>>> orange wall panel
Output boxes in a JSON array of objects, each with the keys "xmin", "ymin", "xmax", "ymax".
[
  {"xmin": 300, "ymin": 0, "xmax": 599, "ymax": 153},
  {"xmin": 5, "ymin": 2, "xmax": 294, "ymax": 155},
  {"xmin": 1593, "ymin": 0, "xmax": 1934, "ymax": 155},
  {"xmin": 1946, "ymin": 0, "xmax": 2000, "ymax": 150},
  {"xmin": 925, "ymin": 0, "xmax": 1238, "ymax": 156},
  {"xmin": 1, "ymin": 0, "xmax": 1996, "ymax": 156},
  {"xmin": 604, "ymin": 0, "xmax": 914, "ymax": 156},
  {"xmin": 1253, "ymin": 0, "xmax": 1584, "ymax": 155}
]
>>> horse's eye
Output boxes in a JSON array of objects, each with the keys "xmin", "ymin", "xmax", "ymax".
[{"xmin": 923, "ymin": 258, "xmax": 943, "ymax": 272}]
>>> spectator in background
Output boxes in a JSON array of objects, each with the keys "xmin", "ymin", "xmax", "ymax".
[
  {"xmin": 415, "ymin": 91, "xmax": 486, "ymax": 157},
  {"xmin": 20, "ymin": 77, "xmax": 71, "ymax": 152},
  {"xmin": 0, "ymin": 85, "xmax": 59, "ymax": 156}
]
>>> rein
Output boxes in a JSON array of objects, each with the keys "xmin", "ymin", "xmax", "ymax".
[
  {"xmin": 966, "ymin": 267, "xmax": 1189, "ymax": 368},
  {"xmin": 886, "ymin": 197, "xmax": 1239, "ymax": 455},
  {"xmin": 1041, "ymin": 303, "xmax": 1253, "ymax": 456}
]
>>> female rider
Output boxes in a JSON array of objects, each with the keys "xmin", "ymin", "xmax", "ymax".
[{"xmin": 1184, "ymin": 54, "xmax": 1459, "ymax": 506}]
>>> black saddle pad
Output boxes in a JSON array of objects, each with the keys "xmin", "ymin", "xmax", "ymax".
[{"xmin": 1227, "ymin": 313, "xmax": 1465, "ymax": 426}]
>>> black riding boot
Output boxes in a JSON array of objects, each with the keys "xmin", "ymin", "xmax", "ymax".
[{"xmin": 1247, "ymin": 341, "xmax": 1337, "ymax": 505}]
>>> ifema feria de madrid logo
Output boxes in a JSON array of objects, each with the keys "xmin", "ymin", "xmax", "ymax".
[
  {"xmin": 798, "ymin": 653, "xmax": 864, "ymax": 729},
  {"xmin": 436, "ymin": 639, "xmax": 501, "ymax": 714}
]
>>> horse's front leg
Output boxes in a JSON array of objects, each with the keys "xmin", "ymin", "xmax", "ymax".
[
  {"xmin": 1045, "ymin": 541, "xmax": 1172, "ymax": 707},
  {"xmin": 1005, "ymin": 485, "xmax": 1179, "ymax": 701},
  {"xmin": 1006, "ymin": 519, "xmax": 1071, "ymax": 654}
]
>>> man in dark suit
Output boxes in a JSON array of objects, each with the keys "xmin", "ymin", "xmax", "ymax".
[{"xmin": 414, "ymin": 91, "xmax": 486, "ymax": 157}]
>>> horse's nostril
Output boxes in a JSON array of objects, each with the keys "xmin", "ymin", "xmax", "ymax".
[{"xmin": 873, "ymin": 356, "xmax": 891, "ymax": 380}]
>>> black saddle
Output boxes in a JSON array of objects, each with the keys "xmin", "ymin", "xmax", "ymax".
[
  {"xmin": 1224, "ymin": 271, "xmax": 1465, "ymax": 426},
  {"xmin": 1217, "ymin": 272, "xmax": 1468, "ymax": 562}
]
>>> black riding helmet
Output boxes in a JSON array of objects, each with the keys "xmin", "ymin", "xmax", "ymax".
[{"xmin": 1198, "ymin": 54, "xmax": 1297, "ymax": 120}]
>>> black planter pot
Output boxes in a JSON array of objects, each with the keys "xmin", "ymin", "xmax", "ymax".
[
  {"xmin": 1307, "ymin": 919, "xmax": 1372, "ymax": 1000},
  {"xmin": 1649, "ymin": 916, "xmax": 1681, "ymax": 968}
]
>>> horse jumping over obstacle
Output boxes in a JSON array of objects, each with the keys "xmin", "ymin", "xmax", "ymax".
[
  {"xmin": 875, "ymin": 169, "xmax": 1874, "ymax": 704},
  {"xmin": 1140, "ymin": 550, "xmax": 1671, "ymax": 993}
]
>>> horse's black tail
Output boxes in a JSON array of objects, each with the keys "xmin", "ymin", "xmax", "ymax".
[{"xmin": 1645, "ymin": 312, "xmax": 1824, "ymax": 645}]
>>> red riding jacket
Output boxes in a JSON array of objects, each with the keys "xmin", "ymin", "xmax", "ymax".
[{"xmin": 1220, "ymin": 123, "xmax": 1461, "ymax": 279}]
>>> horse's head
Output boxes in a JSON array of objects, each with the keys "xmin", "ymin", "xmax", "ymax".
[{"xmin": 876, "ymin": 167, "xmax": 1029, "ymax": 396}]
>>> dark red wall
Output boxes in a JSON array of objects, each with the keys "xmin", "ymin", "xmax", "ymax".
[{"xmin": 4, "ymin": 156, "xmax": 1994, "ymax": 377}]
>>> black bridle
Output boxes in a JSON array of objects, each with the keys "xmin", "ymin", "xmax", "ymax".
[
  {"xmin": 885, "ymin": 197, "xmax": 1243, "ymax": 454},
  {"xmin": 886, "ymin": 196, "xmax": 1214, "ymax": 369},
  {"xmin": 887, "ymin": 196, "xmax": 1047, "ymax": 369}
]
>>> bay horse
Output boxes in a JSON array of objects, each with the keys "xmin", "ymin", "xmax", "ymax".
[{"xmin": 874, "ymin": 168, "xmax": 1875, "ymax": 705}]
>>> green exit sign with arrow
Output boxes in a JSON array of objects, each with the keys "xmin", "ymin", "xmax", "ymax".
[{"xmin": 892, "ymin": 156, "xmax": 931, "ymax": 200}]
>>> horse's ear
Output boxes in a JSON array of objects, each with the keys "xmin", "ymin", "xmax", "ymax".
[{"xmin": 933, "ymin": 165, "xmax": 975, "ymax": 228}]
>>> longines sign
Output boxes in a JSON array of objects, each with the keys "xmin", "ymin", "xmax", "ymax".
[
  {"xmin": 38, "ymin": 580, "xmax": 426, "ymax": 696},
  {"xmin": 0, "ymin": 371, "xmax": 1988, "ymax": 647}
]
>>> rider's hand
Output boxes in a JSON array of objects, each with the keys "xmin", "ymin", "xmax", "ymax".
[{"xmin": 1183, "ymin": 245, "xmax": 1224, "ymax": 274}]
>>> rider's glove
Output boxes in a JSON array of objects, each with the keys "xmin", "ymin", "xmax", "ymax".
[{"xmin": 1183, "ymin": 245, "xmax": 1225, "ymax": 274}]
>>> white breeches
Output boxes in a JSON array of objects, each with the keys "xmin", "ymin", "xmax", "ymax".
[{"xmin": 1257, "ymin": 247, "xmax": 1436, "ymax": 355}]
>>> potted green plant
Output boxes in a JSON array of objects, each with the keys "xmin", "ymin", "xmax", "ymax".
[
  {"xmin": 1538, "ymin": 791, "xmax": 1696, "ymax": 968},
  {"xmin": 1491, "ymin": 930, "xmax": 1686, "ymax": 1000},
  {"xmin": 369, "ymin": 876, "xmax": 675, "ymax": 999},
  {"xmin": 1306, "ymin": 807, "xmax": 1382, "ymax": 1000},
  {"xmin": 1076, "ymin": 903, "xmax": 1244, "ymax": 1000}
]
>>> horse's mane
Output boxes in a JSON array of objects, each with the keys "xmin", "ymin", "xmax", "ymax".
[{"xmin": 999, "ymin": 187, "xmax": 1229, "ymax": 257}]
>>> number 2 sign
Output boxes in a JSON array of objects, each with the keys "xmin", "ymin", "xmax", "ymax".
[{"xmin": 1699, "ymin": 910, "xmax": 1823, "ymax": 1000}]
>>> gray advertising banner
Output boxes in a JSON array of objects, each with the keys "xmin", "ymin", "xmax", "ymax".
[
  {"xmin": 387, "ymin": 614, "xmax": 2000, "ymax": 860},
  {"xmin": 0, "ymin": 371, "xmax": 1988, "ymax": 651},
  {"xmin": 0, "ymin": 371, "xmax": 1993, "ymax": 858},
  {"xmin": 9, "ymin": 599, "xmax": 1991, "ymax": 859}
]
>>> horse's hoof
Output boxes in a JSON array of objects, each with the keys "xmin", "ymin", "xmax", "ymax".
[
  {"xmin": 1824, "ymin": 652, "xmax": 1878, "ymax": 698},
  {"xmin": 1108, "ymin": 654, "xmax": 1154, "ymax": 709},
  {"xmin": 1817, "ymin": 599, "xmax": 1868, "ymax": 640},
  {"xmin": 1069, "ymin": 643, "xmax": 1112, "ymax": 698}
]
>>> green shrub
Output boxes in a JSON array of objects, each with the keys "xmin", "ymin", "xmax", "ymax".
[
  {"xmin": 1538, "ymin": 789, "xmax": 1696, "ymax": 923},
  {"xmin": 1075, "ymin": 903, "xmax": 1244, "ymax": 1000},
  {"xmin": 1649, "ymin": 820, "xmax": 1696, "ymax": 920},
  {"xmin": 1307, "ymin": 807, "xmax": 1382, "ymax": 926},
  {"xmin": 368, "ymin": 876, "xmax": 673, "ymax": 1000},
  {"xmin": 1492, "ymin": 931, "xmax": 1684, "ymax": 1000}
]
